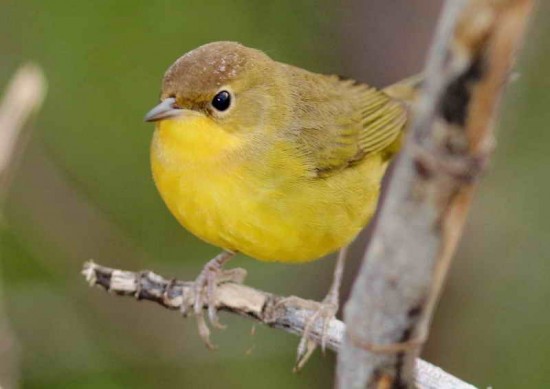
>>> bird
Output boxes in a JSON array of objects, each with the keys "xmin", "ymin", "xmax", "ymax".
[{"xmin": 144, "ymin": 41, "xmax": 417, "ymax": 367}]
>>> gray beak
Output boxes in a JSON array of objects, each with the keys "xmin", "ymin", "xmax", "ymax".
[{"xmin": 144, "ymin": 97, "xmax": 183, "ymax": 122}]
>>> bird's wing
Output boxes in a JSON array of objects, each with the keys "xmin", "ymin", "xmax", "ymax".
[{"xmin": 288, "ymin": 71, "xmax": 409, "ymax": 177}]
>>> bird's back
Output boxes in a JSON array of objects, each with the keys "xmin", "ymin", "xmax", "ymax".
[{"xmin": 280, "ymin": 63, "xmax": 408, "ymax": 178}]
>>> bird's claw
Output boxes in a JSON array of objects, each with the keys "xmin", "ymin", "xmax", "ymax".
[
  {"xmin": 295, "ymin": 300, "xmax": 338, "ymax": 371},
  {"xmin": 181, "ymin": 253, "xmax": 244, "ymax": 348}
]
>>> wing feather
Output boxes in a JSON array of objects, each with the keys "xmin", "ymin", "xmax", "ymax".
[{"xmin": 285, "ymin": 67, "xmax": 409, "ymax": 177}]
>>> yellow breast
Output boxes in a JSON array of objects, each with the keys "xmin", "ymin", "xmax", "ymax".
[{"xmin": 151, "ymin": 116, "xmax": 388, "ymax": 263}]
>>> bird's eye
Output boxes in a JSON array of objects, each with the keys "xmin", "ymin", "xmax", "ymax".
[{"xmin": 211, "ymin": 90, "xmax": 231, "ymax": 112}]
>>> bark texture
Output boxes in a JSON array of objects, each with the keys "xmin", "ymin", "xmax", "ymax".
[
  {"xmin": 336, "ymin": 1, "xmax": 534, "ymax": 387},
  {"xmin": 82, "ymin": 261, "xmax": 475, "ymax": 389}
]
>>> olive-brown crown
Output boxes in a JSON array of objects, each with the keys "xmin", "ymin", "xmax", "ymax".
[{"xmin": 160, "ymin": 41, "xmax": 289, "ymax": 133}]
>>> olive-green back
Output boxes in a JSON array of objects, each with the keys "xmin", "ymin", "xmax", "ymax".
[{"xmin": 283, "ymin": 64, "xmax": 409, "ymax": 177}]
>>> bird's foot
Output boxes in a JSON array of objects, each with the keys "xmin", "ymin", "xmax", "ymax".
[
  {"xmin": 276, "ymin": 294, "xmax": 338, "ymax": 372},
  {"xmin": 292, "ymin": 246, "xmax": 347, "ymax": 371},
  {"xmin": 294, "ymin": 294, "xmax": 338, "ymax": 372},
  {"xmin": 180, "ymin": 251, "xmax": 242, "ymax": 349}
]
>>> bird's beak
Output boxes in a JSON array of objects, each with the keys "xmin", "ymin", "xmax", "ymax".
[{"xmin": 144, "ymin": 97, "xmax": 183, "ymax": 122}]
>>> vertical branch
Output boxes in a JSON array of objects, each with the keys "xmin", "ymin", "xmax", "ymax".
[
  {"xmin": 337, "ymin": 0, "xmax": 534, "ymax": 388},
  {"xmin": 0, "ymin": 64, "xmax": 47, "ymax": 389}
]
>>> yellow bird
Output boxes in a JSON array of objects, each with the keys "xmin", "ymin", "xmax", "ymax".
[{"xmin": 145, "ymin": 41, "xmax": 415, "ymax": 358}]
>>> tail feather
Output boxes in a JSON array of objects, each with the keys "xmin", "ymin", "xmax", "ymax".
[
  {"xmin": 380, "ymin": 74, "xmax": 423, "ymax": 159},
  {"xmin": 383, "ymin": 74, "xmax": 423, "ymax": 106}
]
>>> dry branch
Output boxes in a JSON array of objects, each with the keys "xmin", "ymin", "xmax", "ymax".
[
  {"xmin": 337, "ymin": 0, "xmax": 534, "ymax": 388},
  {"xmin": 0, "ymin": 64, "xmax": 46, "ymax": 197},
  {"xmin": 82, "ymin": 261, "xmax": 475, "ymax": 389},
  {"xmin": 0, "ymin": 64, "xmax": 47, "ymax": 389}
]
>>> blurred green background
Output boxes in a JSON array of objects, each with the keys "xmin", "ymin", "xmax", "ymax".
[{"xmin": 0, "ymin": 1, "xmax": 548, "ymax": 388}]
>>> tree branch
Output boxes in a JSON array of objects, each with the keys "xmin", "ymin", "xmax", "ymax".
[
  {"xmin": 82, "ymin": 261, "xmax": 475, "ymax": 389},
  {"xmin": 0, "ymin": 64, "xmax": 47, "ymax": 389},
  {"xmin": 0, "ymin": 64, "xmax": 46, "ymax": 201},
  {"xmin": 337, "ymin": 0, "xmax": 534, "ymax": 388}
]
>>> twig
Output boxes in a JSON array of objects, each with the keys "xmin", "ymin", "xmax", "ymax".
[
  {"xmin": 0, "ymin": 64, "xmax": 47, "ymax": 389},
  {"xmin": 82, "ymin": 261, "xmax": 475, "ymax": 389},
  {"xmin": 337, "ymin": 0, "xmax": 534, "ymax": 388},
  {"xmin": 0, "ymin": 64, "xmax": 46, "ymax": 198}
]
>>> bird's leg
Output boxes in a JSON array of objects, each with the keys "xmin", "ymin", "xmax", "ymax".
[
  {"xmin": 183, "ymin": 250, "xmax": 238, "ymax": 349},
  {"xmin": 295, "ymin": 245, "xmax": 348, "ymax": 371}
]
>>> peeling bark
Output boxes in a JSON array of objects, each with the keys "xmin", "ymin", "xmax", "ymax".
[{"xmin": 336, "ymin": 1, "xmax": 534, "ymax": 388}]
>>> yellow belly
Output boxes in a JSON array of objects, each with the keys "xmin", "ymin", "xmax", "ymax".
[{"xmin": 151, "ymin": 116, "xmax": 388, "ymax": 263}]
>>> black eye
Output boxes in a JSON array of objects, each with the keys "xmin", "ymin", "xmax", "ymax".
[{"xmin": 211, "ymin": 90, "xmax": 231, "ymax": 111}]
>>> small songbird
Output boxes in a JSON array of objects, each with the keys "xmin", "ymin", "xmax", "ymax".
[{"xmin": 145, "ymin": 41, "xmax": 416, "ymax": 366}]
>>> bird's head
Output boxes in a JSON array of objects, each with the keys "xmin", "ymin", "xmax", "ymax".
[{"xmin": 145, "ymin": 41, "xmax": 289, "ymax": 135}]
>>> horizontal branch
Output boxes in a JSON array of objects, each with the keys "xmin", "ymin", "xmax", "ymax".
[{"xmin": 82, "ymin": 261, "xmax": 475, "ymax": 389}]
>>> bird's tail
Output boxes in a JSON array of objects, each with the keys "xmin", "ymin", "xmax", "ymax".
[
  {"xmin": 379, "ymin": 74, "xmax": 423, "ymax": 158},
  {"xmin": 382, "ymin": 74, "xmax": 423, "ymax": 105}
]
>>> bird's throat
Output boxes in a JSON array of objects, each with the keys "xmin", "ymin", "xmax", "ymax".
[{"xmin": 152, "ymin": 116, "xmax": 243, "ymax": 167}]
